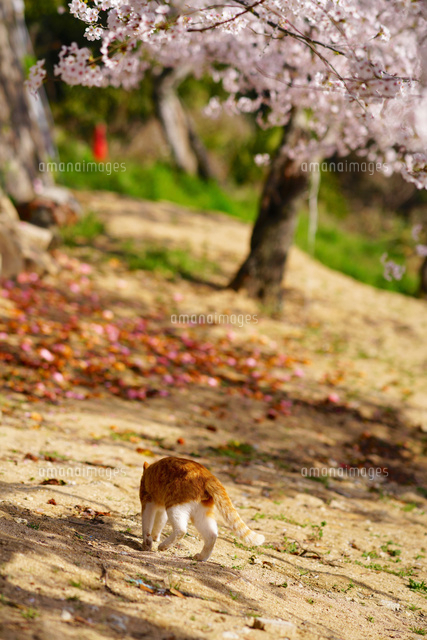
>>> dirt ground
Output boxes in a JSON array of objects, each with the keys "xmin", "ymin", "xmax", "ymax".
[{"xmin": 1, "ymin": 190, "xmax": 427, "ymax": 640}]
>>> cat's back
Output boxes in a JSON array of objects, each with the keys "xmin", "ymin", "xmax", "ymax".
[
  {"xmin": 146, "ymin": 456, "xmax": 213, "ymax": 483},
  {"xmin": 143, "ymin": 457, "xmax": 214, "ymax": 505}
]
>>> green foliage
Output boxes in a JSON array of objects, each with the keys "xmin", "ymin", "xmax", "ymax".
[
  {"xmin": 402, "ymin": 503, "xmax": 417, "ymax": 512},
  {"xmin": 409, "ymin": 579, "xmax": 427, "ymax": 593},
  {"xmin": 209, "ymin": 440, "xmax": 256, "ymax": 462},
  {"xmin": 52, "ymin": 82, "xmax": 155, "ymax": 138},
  {"xmin": 62, "ymin": 208, "xmax": 219, "ymax": 280},
  {"xmin": 61, "ymin": 212, "xmax": 105, "ymax": 246},
  {"xmin": 318, "ymin": 170, "xmax": 350, "ymax": 219},
  {"xmin": 53, "ymin": 136, "xmax": 420, "ymax": 297},
  {"xmin": 309, "ymin": 521, "xmax": 327, "ymax": 541},
  {"xmin": 56, "ymin": 138, "xmax": 257, "ymax": 221},
  {"xmin": 24, "ymin": 0, "xmax": 154, "ymax": 137},
  {"xmin": 295, "ymin": 210, "xmax": 418, "ymax": 296},
  {"xmin": 21, "ymin": 608, "xmax": 39, "ymax": 620},
  {"xmin": 24, "ymin": 0, "xmax": 62, "ymax": 21},
  {"xmin": 177, "ymin": 76, "xmax": 283, "ymax": 185},
  {"xmin": 252, "ymin": 512, "xmax": 266, "ymax": 521},
  {"xmin": 24, "ymin": 0, "xmax": 423, "ymax": 301},
  {"xmin": 119, "ymin": 242, "xmax": 220, "ymax": 281},
  {"xmin": 308, "ymin": 474, "xmax": 330, "ymax": 487},
  {"xmin": 362, "ymin": 550, "xmax": 379, "ymax": 559},
  {"xmin": 354, "ymin": 560, "xmax": 413, "ymax": 577},
  {"xmin": 283, "ymin": 538, "xmax": 299, "ymax": 554},
  {"xmin": 109, "ymin": 429, "xmax": 141, "ymax": 442},
  {"xmin": 22, "ymin": 54, "xmax": 37, "ymax": 76},
  {"xmin": 69, "ymin": 579, "xmax": 82, "ymax": 589},
  {"xmin": 227, "ymin": 125, "xmax": 282, "ymax": 185}
]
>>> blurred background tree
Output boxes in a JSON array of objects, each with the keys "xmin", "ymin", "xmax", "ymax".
[
  {"xmin": 0, "ymin": 0, "xmax": 55, "ymax": 203},
  {"xmin": 21, "ymin": 0, "xmax": 427, "ymax": 298}
]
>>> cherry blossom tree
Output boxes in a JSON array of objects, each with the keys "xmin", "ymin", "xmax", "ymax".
[{"xmin": 28, "ymin": 0, "xmax": 427, "ymax": 306}]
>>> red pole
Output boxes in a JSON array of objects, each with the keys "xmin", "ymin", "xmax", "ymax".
[{"xmin": 92, "ymin": 123, "xmax": 108, "ymax": 161}]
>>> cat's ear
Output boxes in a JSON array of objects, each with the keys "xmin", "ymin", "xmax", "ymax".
[{"xmin": 143, "ymin": 461, "xmax": 150, "ymax": 471}]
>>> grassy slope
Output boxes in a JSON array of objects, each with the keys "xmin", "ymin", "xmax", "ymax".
[{"xmin": 55, "ymin": 139, "xmax": 418, "ymax": 296}]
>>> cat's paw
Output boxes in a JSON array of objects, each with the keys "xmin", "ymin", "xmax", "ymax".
[
  {"xmin": 142, "ymin": 535, "xmax": 153, "ymax": 551},
  {"xmin": 193, "ymin": 552, "xmax": 208, "ymax": 562},
  {"xmin": 158, "ymin": 541, "xmax": 169, "ymax": 551}
]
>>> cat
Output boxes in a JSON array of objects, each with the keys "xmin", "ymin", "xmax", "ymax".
[{"xmin": 139, "ymin": 456, "xmax": 265, "ymax": 562}]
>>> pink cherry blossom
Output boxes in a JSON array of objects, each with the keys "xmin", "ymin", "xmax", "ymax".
[
  {"xmin": 328, "ymin": 393, "xmax": 340, "ymax": 404},
  {"xmin": 38, "ymin": 1, "xmax": 426, "ymax": 190},
  {"xmin": 52, "ymin": 372, "xmax": 65, "ymax": 384},
  {"xmin": 39, "ymin": 348, "xmax": 55, "ymax": 362},
  {"xmin": 25, "ymin": 59, "xmax": 46, "ymax": 96},
  {"xmin": 293, "ymin": 367, "xmax": 305, "ymax": 378}
]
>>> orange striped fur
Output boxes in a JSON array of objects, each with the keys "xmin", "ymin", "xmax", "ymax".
[{"xmin": 140, "ymin": 456, "xmax": 264, "ymax": 561}]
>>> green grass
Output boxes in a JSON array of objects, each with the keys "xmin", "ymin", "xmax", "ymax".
[
  {"xmin": 120, "ymin": 242, "xmax": 220, "ymax": 280},
  {"xmin": 62, "ymin": 217, "xmax": 220, "ymax": 280},
  {"xmin": 308, "ymin": 474, "xmax": 330, "ymax": 488},
  {"xmin": 61, "ymin": 211, "xmax": 105, "ymax": 246},
  {"xmin": 56, "ymin": 138, "xmax": 257, "ymax": 222},
  {"xmin": 69, "ymin": 580, "xmax": 82, "ymax": 589},
  {"xmin": 21, "ymin": 608, "xmax": 39, "ymax": 620},
  {"xmin": 408, "ymin": 579, "xmax": 427, "ymax": 594},
  {"xmin": 55, "ymin": 137, "xmax": 419, "ymax": 296},
  {"xmin": 402, "ymin": 503, "xmax": 417, "ymax": 512},
  {"xmin": 109, "ymin": 429, "xmax": 141, "ymax": 442},
  {"xmin": 362, "ymin": 551, "xmax": 380, "ymax": 559},
  {"xmin": 283, "ymin": 538, "xmax": 299, "ymax": 554},
  {"xmin": 295, "ymin": 210, "xmax": 417, "ymax": 296},
  {"xmin": 354, "ymin": 560, "xmax": 414, "ymax": 577},
  {"xmin": 310, "ymin": 521, "xmax": 327, "ymax": 540},
  {"xmin": 208, "ymin": 440, "xmax": 256, "ymax": 462}
]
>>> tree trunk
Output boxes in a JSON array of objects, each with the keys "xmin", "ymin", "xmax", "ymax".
[
  {"xmin": 153, "ymin": 68, "xmax": 213, "ymax": 179},
  {"xmin": 0, "ymin": 0, "xmax": 54, "ymax": 204},
  {"xmin": 228, "ymin": 122, "xmax": 308, "ymax": 309}
]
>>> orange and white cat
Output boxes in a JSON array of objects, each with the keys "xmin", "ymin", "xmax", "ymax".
[{"xmin": 140, "ymin": 456, "xmax": 265, "ymax": 561}]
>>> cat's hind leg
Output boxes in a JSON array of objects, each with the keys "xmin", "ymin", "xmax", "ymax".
[
  {"xmin": 192, "ymin": 504, "xmax": 218, "ymax": 561},
  {"xmin": 152, "ymin": 508, "xmax": 168, "ymax": 542},
  {"xmin": 141, "ymin": 500, "xmax": 156, "ymax": 550},
  {"xmin": 158, "ymin": 504, "xmax": 191, "ymax": 552}
]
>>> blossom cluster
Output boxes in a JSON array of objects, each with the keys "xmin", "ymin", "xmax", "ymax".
[
  {"xmin": 25, "ymin": 59, "xmax": 46, "ymax": 96},
  {"xmin": 27, "ymin": 0, "xmax": 427, "ymax": 187},
  {"xmin": 381, "ymin": 253, "xmax": 406, "ymax": 282}
]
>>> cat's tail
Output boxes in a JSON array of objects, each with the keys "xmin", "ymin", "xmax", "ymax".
[{"xmin": 207, "ymin": 478, "xmax": 265, "ymax": 546}]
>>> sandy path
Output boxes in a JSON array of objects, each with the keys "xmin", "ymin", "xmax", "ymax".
[{"xmin": 0, "ymin": 190, "xmax": 426, "ymax": 640}]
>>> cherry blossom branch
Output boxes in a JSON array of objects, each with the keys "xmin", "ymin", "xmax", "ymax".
[
  {"xmin": 187, "ymin": 0, "xmax": 267, "ymax": 32},
  {"xmin": 232, "ymin": 0, "xmax": 346, "ymax": 56}
]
